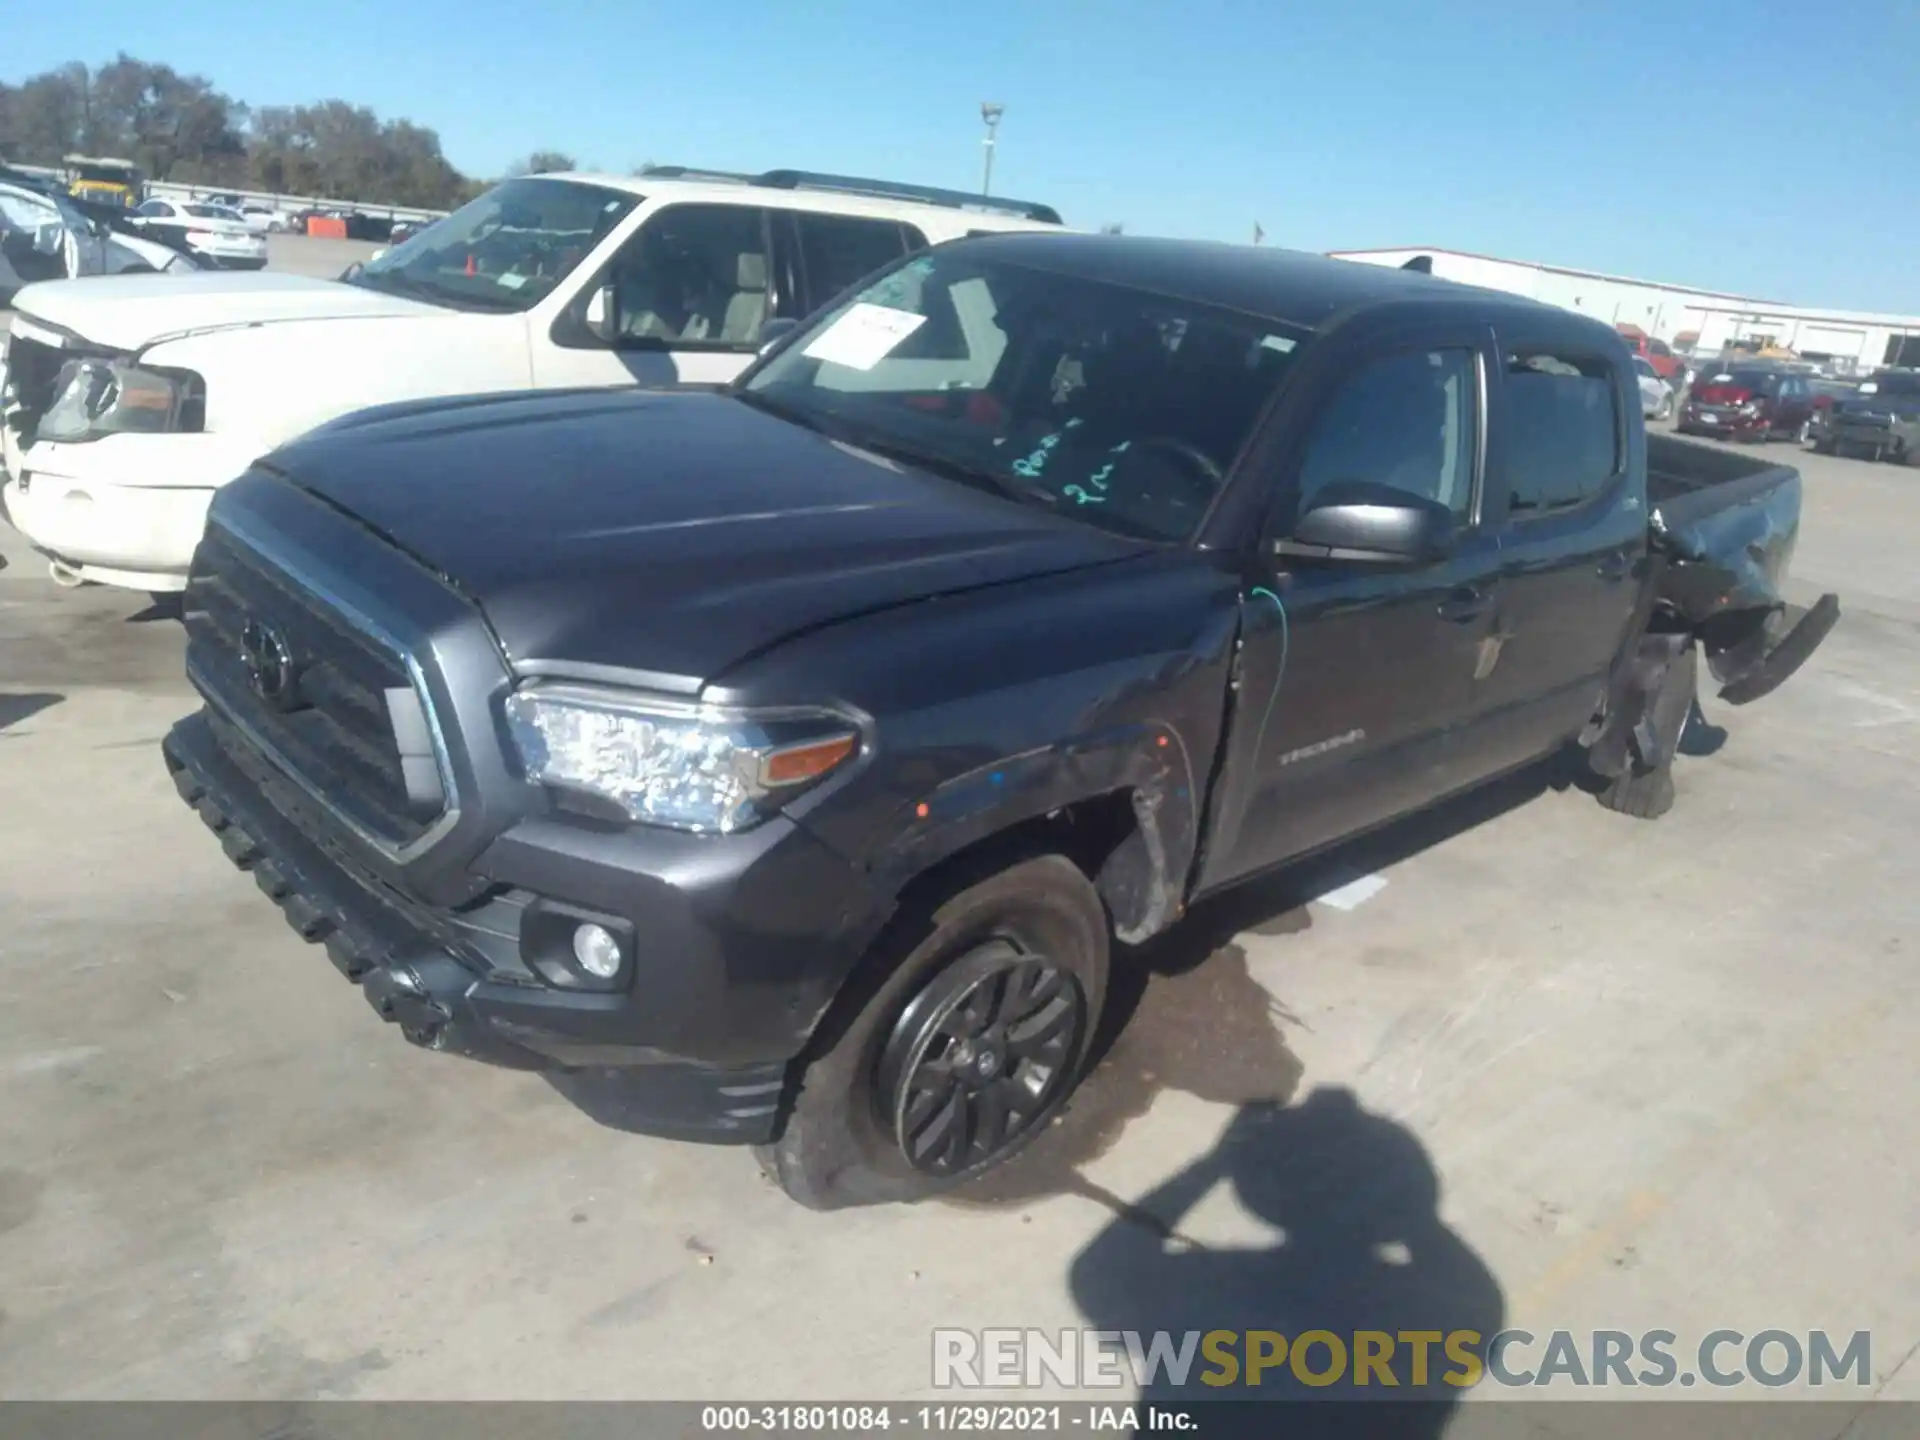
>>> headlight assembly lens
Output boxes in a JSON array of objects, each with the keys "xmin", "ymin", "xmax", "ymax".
[
  {"xmin": 502, "ymin": 684, "xmax": 859, "ymax": 834},
  {"xmin": 39, "ymin": 359, "xmax": 189, "ymax": 442}
]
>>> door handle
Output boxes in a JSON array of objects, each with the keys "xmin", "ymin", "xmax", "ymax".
[
  {"xmin": 1597, "ymin": 550, "xmax": 1631, "ymax": 582},
  {"xmin": 1437, "ymin": 585, "xmax": 1490, "ymax": 624}
]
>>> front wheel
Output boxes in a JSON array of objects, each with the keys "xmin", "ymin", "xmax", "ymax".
[{"xmin": 759, "ymin": 854, "xmax": 1109, "ymax": 1210}]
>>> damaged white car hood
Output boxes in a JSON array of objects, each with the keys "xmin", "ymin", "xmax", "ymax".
[{"xmin": 12, "ymin": 271, "xmax": 444, "ymax": 351}]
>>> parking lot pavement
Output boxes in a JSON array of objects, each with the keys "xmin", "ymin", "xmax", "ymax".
[
  {"xmin": 2, "ymin": 437, "xmax": 1916, "ymax": 1405},
  {"xmin": 264, "ymin": 231, "xmax": 382, "ymax": 279}
]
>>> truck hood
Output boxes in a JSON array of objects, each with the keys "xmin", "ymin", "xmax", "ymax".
[
  {"xmin": 261, "ymin": 388, "xmax": 1145, "ymax": 686},
  {"xmin": 12, "ymin": 271, "xmax": 442, "ymax": 351}
]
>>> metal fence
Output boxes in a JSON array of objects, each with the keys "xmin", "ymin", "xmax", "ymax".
[{"xmin": 6, "ymin": 163, "xmax": 449, "ymax": 224}]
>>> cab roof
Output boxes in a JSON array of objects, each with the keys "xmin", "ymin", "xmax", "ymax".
[{"xmin": 952, "ymin": 230, "xmax": 1628, "ymax": 343}]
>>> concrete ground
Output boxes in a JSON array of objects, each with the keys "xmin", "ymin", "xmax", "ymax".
[{"xmin": 1, "ymin": 320, "xmax": 1916, "ymax": 1417}]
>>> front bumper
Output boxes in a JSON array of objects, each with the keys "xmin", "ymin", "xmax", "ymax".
[
  {"xmin": 0, "ymin": 427, "xmax": 263, "ymax": 591},
  {"xmin": 162, "ymin": 707, "xmax": 879, "ymax": 1142},
  {"xmin": 1678, "ymin": 408, "xmax": 1767, "ymax": 438},
  {"xmin": 0, "ymin": 468, "xmax": 212, "ymax": 590}
]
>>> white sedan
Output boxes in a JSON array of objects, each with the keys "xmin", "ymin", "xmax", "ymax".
[
  {"xmin": 1632, "ymin": 355, "xmax": 1675, "ymax": 421},
  {"xmin": 128, "ymin": 199, "xmax": 269, "ymax": 270}
]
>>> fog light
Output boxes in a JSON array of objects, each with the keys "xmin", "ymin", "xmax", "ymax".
[{"xmin": 571, "ymin": 922, "xmax": 622, "ymax": 979}]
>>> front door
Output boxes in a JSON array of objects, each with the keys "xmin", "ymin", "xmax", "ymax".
[
  {"xmin": 1200, "ymin": 335, "xmax": 1505, "ymax": 889},
  {"xmin": 533, "ymin": 202, "xmax": 788, "ymax": 391}
]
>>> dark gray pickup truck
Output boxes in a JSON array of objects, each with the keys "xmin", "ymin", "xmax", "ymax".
[{"xmin": 161, "ymin": 234, "xmax": 1839, "ymax": 1207}]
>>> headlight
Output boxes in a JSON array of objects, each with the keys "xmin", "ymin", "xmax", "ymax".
[
  {"xmin": 502, "ymin": 683, "xmax": 861, "ymax": 834},
  {"xmin": 39, "ymin": 359, "xmax": 194, "ymax": 443}
]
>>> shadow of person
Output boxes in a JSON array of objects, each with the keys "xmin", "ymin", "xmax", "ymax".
[{"xmin": 1069, "ymin": 1088, "xmax": 1504, "ymax": 1436}]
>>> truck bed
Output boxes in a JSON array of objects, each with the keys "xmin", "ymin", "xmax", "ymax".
[
  {"xmin": 1647, "ymin": 432, "xmax": 1798, "ymax": 528},
  {"xmin": 1646, "ymin": 431, "xmax": 1804, "ymax": 626}
]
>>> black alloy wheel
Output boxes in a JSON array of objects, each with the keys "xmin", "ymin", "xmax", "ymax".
[{"xmin": 876, "ymin": 940, "xmax": 1086, "ymax": 1177}]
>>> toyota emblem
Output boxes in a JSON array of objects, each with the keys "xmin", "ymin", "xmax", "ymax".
[{"xmin": 239, "ymin": 618, "xmax": 298, "ymax": 709}]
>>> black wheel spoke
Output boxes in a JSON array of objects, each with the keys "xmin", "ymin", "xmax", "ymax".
[
  {"xmin": 1006, "ymin": 992, "xmax": 1076, "ymax": 1061},
  {"xmin": 907, "ymin": 1083, "xmax": 963, "ymax": 1168},
  {"xmin": 882, "ymin": 944, "xmax": 1087, "ymax": 1177}
]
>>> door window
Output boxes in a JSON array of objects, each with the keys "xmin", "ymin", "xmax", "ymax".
[
  {"xmin": 1502, "ymin": 352, "xmax": 1621, "ymax": 518},
  {"xmin": 597, "ymin": 203, "xmax": 772, "ymax": 345},
  {"xmin": 1294, "ymin": 348, "xmax": 1479, "ymax": 520},
  {"xmin": 794, "ymin": 213, "xmax": 911, "ymax": 309}
]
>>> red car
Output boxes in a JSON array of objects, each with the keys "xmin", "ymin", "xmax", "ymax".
[
  {"xmin": 1617, "ymin": 329, "xmax": 1684, "ymax": 381},
  {"xmin": 1677, "ymin": 366, "xmax": 1818, "ymax": 443}
]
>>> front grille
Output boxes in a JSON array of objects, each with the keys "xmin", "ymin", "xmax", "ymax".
[
  {"xmin": 2, "ymin": 334, "xmax": 70, "ymax": 439},
  {"xmin": 184, "ymin": 523, "xmax": 448, "ymax": 847}
]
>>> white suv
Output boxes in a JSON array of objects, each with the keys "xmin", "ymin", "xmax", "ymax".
[{"xmin": 0, "ymin": 168, "xmax": 1064, "ymax": 593}]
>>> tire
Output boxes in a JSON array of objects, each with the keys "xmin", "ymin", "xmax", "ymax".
[
  {"xmin": 759, "ymin": 853, "xmax": 1109, "ymax": 1210},
  {"xmin": 1595, "ymin": 645, "xmax": 1696, "ymax": 822},
  {"xmin": 1813, "ymin": 435, "xmax": 1836, "ymax": 456},
  {"xmin": 1797, "ymin": 417, "xmax": 1813, "ymax": 444}
]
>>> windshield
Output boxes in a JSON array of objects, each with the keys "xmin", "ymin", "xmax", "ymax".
[
  {"xmin": 1633, "ymin": 357, "xmax": 1657, "ymax": 378},
  {"xmin": 1701, "ymin": 369, "xmax": 1776, "ymax": 392},
  {"xmin": 184, "ymin": 204, "xmax": 239, "ymax": 221},
  {"xmin": 741, "ymin": 250, "xmax": 1307, "ymax": 543},
  {"xmin": 347, "ymin": 176, "xmax": 639, "ymax": 313},
  {"xmin": 1864, "ymin": 372, "xmax": 1920, "ymax": 397}
]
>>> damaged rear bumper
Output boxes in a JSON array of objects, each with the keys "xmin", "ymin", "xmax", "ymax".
[{"xmin": 1712, "ymin": 592, "xmax": 1841, "ymax": 706}]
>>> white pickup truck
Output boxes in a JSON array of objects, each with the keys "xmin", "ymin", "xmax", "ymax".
[{"xmin": 0, "ymin": 168, "xmax": 1062, "ymax": 593}]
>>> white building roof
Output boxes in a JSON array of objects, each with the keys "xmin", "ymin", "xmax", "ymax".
[{"xmin": 1328, "ymin": 246, "xmax": 1920, "ymax": 330}]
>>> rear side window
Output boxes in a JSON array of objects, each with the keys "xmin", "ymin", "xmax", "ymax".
[
  {"xmin": 1503, "ymin": 352, "xmax": 1621, "ymax": 517},
  {"xmin": 794, "ymin": 213, "xmax": 911, "ymax": 309}
]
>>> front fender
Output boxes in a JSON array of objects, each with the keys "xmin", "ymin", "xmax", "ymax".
[{"xmin": 870, "ymin": 719, "xmax": 1202, "ymax": 944}]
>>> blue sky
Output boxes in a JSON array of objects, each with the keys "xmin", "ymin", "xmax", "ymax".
[{"xmin": 10, "ymin": 0, "xmax": 1919, "ymax": 311}]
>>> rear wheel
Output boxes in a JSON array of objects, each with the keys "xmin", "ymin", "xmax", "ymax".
[
  {"xmin": 759, "ymin": 854, "xmax": 1108, "ymax": 1210},
  {"xmin": 1595, "ymin": 645, "xmax": 1696, "ymax": 822}
]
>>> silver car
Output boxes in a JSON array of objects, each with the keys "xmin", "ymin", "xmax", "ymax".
[
  {"xmin": 1632, "ymin": 355, "xmax": 1675, "ymax": 421},
  {"xmin": 0, "ymin": 178, "xmax": 207, "ymax": 306}
]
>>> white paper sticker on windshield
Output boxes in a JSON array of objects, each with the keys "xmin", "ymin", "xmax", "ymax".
[
  {"xmin": 496, "ymin": 272, "xmax": 528, "ymax": 290},
  {"xmin": 1711, "ymin": 373, "xmax": 1734, "ymax": 383},
  {"xmin": 802, "ymin": 302, "xmax": 927, "ymax": 371},
  {"xmin": 1858, "ymin": 381, "xmax": 1879, "ymax": 394}
]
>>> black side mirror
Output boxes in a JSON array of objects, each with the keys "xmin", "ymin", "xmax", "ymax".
[
  {"xmin": 338, "ymin": 261, "xmax": 365, "ymax": 282},
  {"xmin": 757, "ymin": 316, "xmax": 800, "ymax": 356},
  {"xmin": 1276, "ymin": 479, "xmax": 1456, "ymax": 565},
  {"xmin": 583, "ymin": 283, "xmax": 620, "ymax": 344}
]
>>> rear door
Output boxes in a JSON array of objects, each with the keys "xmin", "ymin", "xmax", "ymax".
[
  {"xmin": 1200, "ymin": 323, "xmax": 1505, "ymax": 888},
  {"xmin": 785, "ymin": 211, "xmax": 922, "ymax": 314},
  {"xmin": 1450, "ymin": 336, "xmax": 1647, "ymax": 780}
]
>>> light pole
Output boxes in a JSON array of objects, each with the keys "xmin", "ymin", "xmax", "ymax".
[{"xmin": 980, "ymin": 102, "xmax": 1004, "ymax": 196}]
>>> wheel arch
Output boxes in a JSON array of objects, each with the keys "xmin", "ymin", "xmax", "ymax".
[{"xmin": 865, "ymin": 721, "xmax": 1202, "ymax": 949}]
